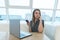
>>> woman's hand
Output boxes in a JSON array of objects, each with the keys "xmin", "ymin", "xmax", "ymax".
[
  {"xmin": 26, "ymin": 21, "xmax": 32, "ymax": 32},
  {"xmin": 27, "ymin": 22, "xmax": 30, "ymax": 26},
  {"xmin": 39, "ymin": 16, "xmax": 42, "ymax": 21},
  {"xmin": 38, "ymin": 16, "xmax": 43, "ymax": 33},
  {"xmin": 26, "ymin": 20, "xmax": 30, "ymax": 26}
]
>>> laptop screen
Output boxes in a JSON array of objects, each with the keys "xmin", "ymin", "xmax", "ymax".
[
  {"xmin": 10, "ymin": 19, "xmax": 20, "ymax": 38},
  {"xmin": 10, "ymin": 19, "xmax": 31, "ymax": 39}
]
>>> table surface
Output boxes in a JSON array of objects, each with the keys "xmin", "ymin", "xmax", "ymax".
[{"xmin": 9, "ymin": 32, "xmax": 43, "ymax": 40}]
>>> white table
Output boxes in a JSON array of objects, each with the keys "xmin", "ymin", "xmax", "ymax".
[{"xmin": 0, "ymin": 32, "xmax": 8, "ymax": 40}]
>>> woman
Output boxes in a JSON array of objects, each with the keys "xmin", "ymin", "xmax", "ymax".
[{"xmin": 26, "ymin": 9, "xmax": 44, "ymax": 32}]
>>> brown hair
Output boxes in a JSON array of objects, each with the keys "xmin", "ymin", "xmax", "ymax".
[{"xmin": 32, "ymin": 9, "xmax": 41, "ymax": 24}]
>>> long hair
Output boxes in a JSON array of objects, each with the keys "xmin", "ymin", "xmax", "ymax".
[{"xmin": 32, "ymin": 9, "xmax": 41, "ymax": 24}]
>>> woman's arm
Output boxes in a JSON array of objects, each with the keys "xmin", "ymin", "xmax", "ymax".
[
  {"xmin": 27, "ymin": 22, "xmax": 32, "ymax": 32},
  {"xmin": 38, "ymin": 17, "xmax": 43, "ymax": 33}
]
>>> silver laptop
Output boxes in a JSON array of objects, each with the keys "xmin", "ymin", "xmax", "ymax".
[{"xmin": 10, "ymin": 19, "xmax": 31, "ymax": 39}]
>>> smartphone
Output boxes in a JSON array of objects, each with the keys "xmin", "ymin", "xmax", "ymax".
[
  {"xmin": 38, "ymin": 17, "xmax": 40, "ymax": 20},
  {"xmin": 26, "ymin": 20, "xmax": 29, "ymax": 23}
]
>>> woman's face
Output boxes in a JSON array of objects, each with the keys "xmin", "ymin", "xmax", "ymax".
[{"xmin": 34, "ymin": 10, "xmax": 40, "ymax": 19}]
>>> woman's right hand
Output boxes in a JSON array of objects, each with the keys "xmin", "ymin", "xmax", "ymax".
[
  {"xmin": 27, "ymin": 22, "xmax": 30, "ymax": 26},
  {"xmin": 26, "ymin": 20, "xmax": 30, "ymax": 26}
]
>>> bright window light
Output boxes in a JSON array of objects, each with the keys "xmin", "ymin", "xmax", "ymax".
[
  {"xmin": 33, "ymin": 0, "xmax": 55, "ymax": 9},
  {"xmin": 55, "ymin": 10, "xmax": 60, "ymax": 17},
  {"xmin": 41, "ymin": 10, "xmax": 53, "ymax": 21},
  {"xmin": 57, "ymin": 0, "xmax": 60, "ymax": 9},
  {"xmin": 9, "ymin": 9, "xmax": 31, "ymax": 19},
  {"xmin": 9, "ymin": 0, "xmax": 30, "ymax": 6},
  {"xmin": 0, "ymin": 8, "xmax": 6, "ymax": 15},
  {"xmin": 41, "ymin": 10, "xmax": 53, "ymax": 17},
  {"xmin": 55, "ymin": 10, "xmax": 60, "ymax": 21},
  {"xmin": 0, "ymin": 0, "xmax": 5, "ymax": 7}
]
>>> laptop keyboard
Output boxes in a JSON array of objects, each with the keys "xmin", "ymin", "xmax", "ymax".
[{"xmin": 20, "ymin": 31, "xmax": 31, "ymax": 38}]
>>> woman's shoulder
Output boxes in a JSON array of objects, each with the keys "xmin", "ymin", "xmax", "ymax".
[{"xmin": 30, "ymin": 20, "xmax": 44, "ymax": 23}]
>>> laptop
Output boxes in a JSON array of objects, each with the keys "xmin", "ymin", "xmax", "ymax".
[{"xmin": 10, "ymin": 19, "xmax": 32, "ymax": 39}]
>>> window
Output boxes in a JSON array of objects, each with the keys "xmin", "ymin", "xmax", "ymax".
[
  {"xmin": 0, "ymin": 8, "xmax": 6, "ymax": 15},
  {"xmin": 55, "ymin": 10, "xmax": 60, "ymax": 21},
  {"xmin": 41, "ymin": 10, "xmax": 53, "ymax": 21},
  {"xmin": 33, "ymin": 0, "xmax": 55, "ymax": 9},
  {"xmin": 9, "ymin": 9, "xmax": 31, "ymax": 20},
  {"xmin": 0, "ymin": 0, "xmax": 5, "ymax": 7},
  {"xmin": 0, "ymin": 8, "xmax": 7, "ymax": 20},
  {"xmin": 57, "ymin": 0, "xmax": 60, "ymax": 9},
  {"xmin": 55, "ymin": 10, "xmax": 60, "ymax": 17},
  {"xmin": 9, "ymin": 0, "xmax": 30, "ymax": 6}
]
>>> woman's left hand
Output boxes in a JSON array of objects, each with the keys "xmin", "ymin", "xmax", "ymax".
[{"xmin": 39, "ymin": 16, "xmax": 42, "ymax": 21}]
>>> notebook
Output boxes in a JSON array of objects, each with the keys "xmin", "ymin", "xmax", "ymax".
[{"xmin": 10, "ymin": 19, "xmax": 32, "ymax": 39}]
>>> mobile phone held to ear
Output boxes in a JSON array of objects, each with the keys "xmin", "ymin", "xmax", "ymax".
[
  {"xmin": 26, "ymin": 20, "xmax": 29, "ymax": 23},
  {"xmin": 38, "ymin": 17, "xmax": 40, "ymax": 20}
]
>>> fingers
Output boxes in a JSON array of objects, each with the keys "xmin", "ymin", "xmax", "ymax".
[
  {"xmin": 26, "ymin": 20, "xmax": 30, "ymax": 25},
  {"xmin": 39, "ymin": 16, "xmax": 42, "ymax": 20}
]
